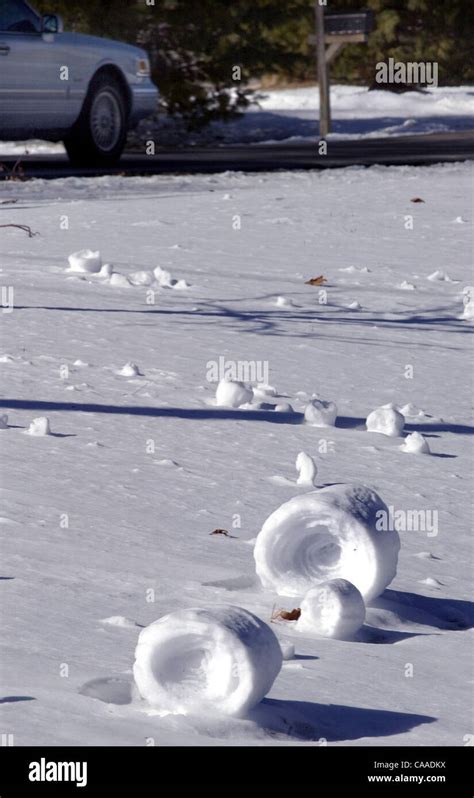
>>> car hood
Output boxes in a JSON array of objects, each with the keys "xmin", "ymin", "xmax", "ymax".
[{"xmin": 60, "ymin": 31, "xmax": 148, "ymax": 60}]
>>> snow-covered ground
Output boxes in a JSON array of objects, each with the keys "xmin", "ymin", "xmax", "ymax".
[
  {"xmin": 1, "ymin": 84, "xmax": 473, "ymax": 154},
  {"xmin": 0, "ymin": 161, "xmax": 472, "ymax": 746}
]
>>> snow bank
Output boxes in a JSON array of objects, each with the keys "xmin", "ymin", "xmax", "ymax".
[
  {"xmin": 366, "ymin": 403, "xmax": 404, "ymax": 437},
  {"xmin": 296, "ymin": 579, "xmax": 366, "ymax": 640},
  {"xmin": 254, "ymin": 484, "xmax": 400, "ymax": 603},
  {"xmin": 304, "ymin": 398, "xmax": 337, "ymax": 427},
  {"xmin": 133, "ymin": 605, "xmax": 282, "ymax": 717},
  {"xmin": 67, "ymin": 250, "xmax": 102, "ymax": 274},
  {"xmin": 401, "ymin": 431, "xmax": 431, "ymax": 454},
  {"xmin": 295, "ymin": 452, "xmax": 317, "ymax": 486},
  {"xmin": 215, "ymin": 379, "xmax": 253, "ymax": 408}
]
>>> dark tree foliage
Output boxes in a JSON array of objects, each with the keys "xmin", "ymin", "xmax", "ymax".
[{"xmin": 33, "ymin": 0, "xmax": 474, "ymax": 126}]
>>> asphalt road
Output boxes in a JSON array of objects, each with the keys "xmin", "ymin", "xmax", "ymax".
[{"xmin": 1, "ymin": 131, "xmax": 473, "ymax": 179}]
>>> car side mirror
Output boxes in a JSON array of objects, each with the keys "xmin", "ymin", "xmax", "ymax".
[{"xmin": 41, "ymin": 14, "xmax": 63, "ymax": 34}]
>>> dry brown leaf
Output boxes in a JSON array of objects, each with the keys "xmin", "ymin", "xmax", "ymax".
[
  {"xmin": 271, "ymin": 607, "xmax": 301, "ymax": 622},
  {"xmin": 305, "ymin": 275, "xmax": 327, "ymax": 286}
]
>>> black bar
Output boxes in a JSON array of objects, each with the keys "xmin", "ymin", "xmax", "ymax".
[{"xmin": 0, "ymin": 746, "xmax": 472, "ymax": 796}]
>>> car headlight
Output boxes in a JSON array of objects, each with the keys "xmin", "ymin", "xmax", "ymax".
[{"xmin": 136, "ymin": 57, "xmax": 151, "ymax": 76}]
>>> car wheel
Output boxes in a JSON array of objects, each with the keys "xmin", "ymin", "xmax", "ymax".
[{"xmin": 64, "ymin": 74, "xmax": 127, "ymax": 166}]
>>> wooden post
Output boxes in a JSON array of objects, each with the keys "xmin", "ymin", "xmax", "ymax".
[{"xmin": 315, "ymin": 2, "xmax": 330, "ymax": 137}]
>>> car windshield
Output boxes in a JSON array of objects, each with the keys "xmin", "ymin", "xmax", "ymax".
[{"xmin": 0, "ymin": 0, "xmax": 40, "ymax": 32}]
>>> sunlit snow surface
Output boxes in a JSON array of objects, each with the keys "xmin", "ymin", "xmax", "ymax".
[{"xmin": 0, "ymin": 162, "xmax": 472, "ymax": 745}]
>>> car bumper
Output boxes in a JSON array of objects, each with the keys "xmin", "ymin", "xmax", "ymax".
[{"xmin": 129, "ymin": 82, "xmax": 159, "ymax": 127}]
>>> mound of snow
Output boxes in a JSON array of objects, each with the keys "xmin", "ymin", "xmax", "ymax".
[
  {"xmin": 0, "ymin": 414, "xmax": 9, "ymax": 429},
  {"xmin": 366, "ymin": 403, "xmax": 404, "ymax": 437},
  {"xmin": 296, "ymin": 579, "xmax": 366, "ymax": 640},
  {"xmin": 304, "ymin": 398, "xmax": 337, "ymax": 427},
  {"xmin": 400, "ymin": 431, "xmax": 431, "ymax": 454},
  {"xmin": 427, "ymin": 269, "xmax": 456, "ymax": 282},
  {"xmin": 399, "ymin": 402, "xmax": 426, "ymax": 418},
  {"xmin": 100, "ymin": 615, "xmax": 139, "ymax": 629},
  {"xmin": 98, "ymin": 263, "xmax": 114, "ymax": 278},
  {"xmin": 153, "ymin": 266, "xmax": 173, "ymax": 287},
  {"xmin": 295, "ymin": 452, "xmax": 317, "ymax": 487},
  {"xmin": 215, "ymin": 378, "xmax": 253, "ymax": 408},
  {"xmin": 26, "ymin": 417, "xmax": 51, "ymax": 436},
  {"xmin": 0, "ymin": 354, "xmax": 15, "ymax": 363},
  {"xmin": 67, "ymin": 249, "xmax": 102, "ymax": 274},
  {"xmin": 280, "ymin": 641, "xmax": 295, "ymax": 660},
  {"xmin": 117, "ymin": 362, "xmax": 141, "ymax": 377},
  {"xmin": 133, "ymin": 605, "xmax": 282, "ymax": 717},
  {"xmin": 347, "ymin": 301, "xmax": 362, "ymax": 309},
  {"xmin": 461, "ymin": 294, "xmax": 474, "ymax": 320},
  {"xmin": 129, "ymin": 270, "xmax": 154, "ymax": 286},
  {"xmin": 275, "ymin": 296, "xmax": 293, "ymax": 307},
  {"xmin": 254, "ymin": 484, "xmax": 400, "ymax": 603},
  {"xmin": 274, "ymin": 402, "xmax": 294, "ymax": 413},
  {"xmin": 399, "ymin": 281, "xmax": 416, "ymax": 290},
  {"xmin": 109, "ymin": 273, "xmax": 132, "ymax": 288}
]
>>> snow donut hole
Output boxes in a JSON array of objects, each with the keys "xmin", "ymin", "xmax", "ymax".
[
  {"xmin": 67, "ymin": 249, "xmax": 102, "ymax": 273},
  {"xmin": 254, "ymin": 484, "xmax": 400, "ymax": 603},
  {"xmin": 133, "ymin": 606, "xmax": 282, "ymax": 717},
  {"xmin": 296, "ymin": 579, "xmax": 366, "ymax": 640}
]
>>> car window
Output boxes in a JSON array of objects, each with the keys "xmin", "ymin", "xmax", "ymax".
[{"xmin": 0, "ymin": 0, "xmax": 41, "ymax": 33}]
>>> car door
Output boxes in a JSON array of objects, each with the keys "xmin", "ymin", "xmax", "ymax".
[{"xmin": 0, "ymin": 0, "xmax": 68, "ymax": 134}]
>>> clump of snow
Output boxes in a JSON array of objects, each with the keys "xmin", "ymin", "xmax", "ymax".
[
  {"xmin": 366, "ymin": 403, "xmax": 404, "ymax": 437},
  {"xmin": 401, "ymin": 431, "xmax": 431, "ymax": 454},
  {"xmin": 274, "ymin": 402, "xmax": 294, "ymax": 413},
  {"xmin": 100, "ymin": 616, "xmax": 139, "ymax": 629},
  {"xmin": 275, "ymin": 296, "xmax": 293, "ymax": 307},
  {"xmin": 0, "ymin": 414, "xmax": 9, "ymax": 429},
  {"xmin": 295, "ymin": 452, "xmax": 317, "ymax": 487},
  {"xmin": 339, "ymin": 266, "xmax": 370, "ymax": 273},
  {"xmin": 452, "ymin": 216, "xmax": 467, "ymax": 224},
  {"xmin": 461, "ymin": 292, "xmax": 474, "ymax": 320},
  {"xmin": 67, "ymin": 249, "xmax": 102, "ymax": 274},
  {"xmin": 254, "ymin": 484, "xmax": 400, "ymax": 603},
  {"xmin": 98, "ymin": 263, "xmax": 114, "ymax": 278},
  {"xmin": 129, "ymin": 270, "xmax": 154, "ymax": 286},
  {"xmin": 427, "ymin": 269, "xmax": 456, "ymax": 282},
  {"xmin": 296, "ymin": 579, "xmax": 366, "ymax": 640},
  {"xmin": 109, "ymin": 273, "xmax": 132, "ymax": 288},
  {"xmin": 347, "ymin": 301, "xmax": 362, "ymax": 309},
  {"xmin": 173, "ymin": 279, "xmax": 190, "ymax": 290},
  {"xmin": 280, "ymin": 641, "xmax": 295, "ymax": 660},
  {"xmin": 399, "ymin": 281, "xmax": 416, "ymax": 290},
  {"xmin": 117, "ymin": 362, "xmax": 141, "ymax": 377},
  {"xmin": 133, "ymin": 605, "xmax": 282, "ymax": 716},
  {"xmin": 304, "ymin": 398, "xmax": 337, "ymax": 427},
  {"xmin": 254, "ymin": 384, "xmax": 277, "ymax": 398},
  {"xmin": 153, "ymin": 266, "xmax": 173, "ymax": 287},
  {"xmin": 26, "ymin": 417, "xmax": 51, "ymax": 436},
  {"xmin": 215, "ymin": 378, "xmax": 253, "ymax": 408},
  {"xmin": 73, "ymin": 359, "xmax": 89, "ymax": 367},
  {"xmin": 399, "ymin": 402, "xmax": 426, "ymax": 418},
  {"xmin": 0, "ymin": 354, "xmax": 15, "ymax": 363}
]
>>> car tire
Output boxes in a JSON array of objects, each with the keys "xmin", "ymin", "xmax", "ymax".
[{"xmin": 64, "ymin": 74, "xmax": 128, "ymax": 166}]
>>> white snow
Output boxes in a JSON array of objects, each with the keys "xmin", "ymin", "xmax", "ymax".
[
  {"xmin": 117, "ymin": 363, "xmax": 141, "ymax": 377},
  {"xmin": 67, "ymin": 249, "xmax": 102, "ymax": 274},
  {"xmin": 400, "ymin": 431, "xmax": 431, "ymax": 455},
  {"xmin": 295, "ymin": 451, "xmax": 317, "ymax": 486},
  {"xmin": 254, "ymin": 484, "xmax": 400, "ymax": 603},
  {"xmin": 366, "ymin": 404, "xmax": 405, "ymax": 437},
  {"xmin": 133, "ymin": 605, "xmax": 282, "ymax": 716},
  {"xmin": 304, "ymin": 398, "xmax": 338, "ymax": 427},
  {"xmin": 296, "ymin": 579, "xmax": 366, "ymax": 640},
  {"xmin": 0, "ymin": 413, "xmax": 9, "ymax": 429},
  {"xmin": 0, "ymin": 162, "xmax": 471, "ymax": 747},
  {"xmin": 25, "ymin": 417, "xmax": 51, "ymax": 436},
  {"xmin": 215, "ymin": 378, "xmax": 253, "ymax": 408}
]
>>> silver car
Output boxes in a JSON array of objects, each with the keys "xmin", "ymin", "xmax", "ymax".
[{"xmin": 0, "ymin": 0, "xmax": 158, "ymax": 164}]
